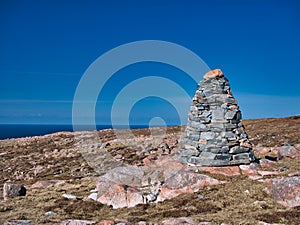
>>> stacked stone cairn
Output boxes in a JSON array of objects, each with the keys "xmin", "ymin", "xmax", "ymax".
[{"xmin": 180, "ymin": 69, "xmax": 255, "ymax": 166}]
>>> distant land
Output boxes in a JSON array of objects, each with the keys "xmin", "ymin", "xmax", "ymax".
[{"xmin": 0, "ymin": 115, "xmax": 299, "ymax": 141}]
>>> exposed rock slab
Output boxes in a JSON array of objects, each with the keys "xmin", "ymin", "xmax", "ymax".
[
  {"xmin": 265, "ymin": 176, "xmax": 300, "ymax": 207},
  {"xmin": 96, "ymin": 156, "xmax": 223, "ymax": 208}
]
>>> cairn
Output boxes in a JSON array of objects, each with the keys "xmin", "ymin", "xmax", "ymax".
[{"xmin": 180, "ymin": 69, "xmax": 255, "ymax": 166}]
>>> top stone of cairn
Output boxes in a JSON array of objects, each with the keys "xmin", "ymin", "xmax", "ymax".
[
  {"xmin": 180, "ymin": 69, "xmax": 255, "ymax": 166},
  {"xmin": 203, "ymin": 69, "xmax": 224, "ymax": 79}
]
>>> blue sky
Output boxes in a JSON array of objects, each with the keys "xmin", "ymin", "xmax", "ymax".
[{"xmin": 0, "ymin": 0, "xmax": 299, "ymax": 125}]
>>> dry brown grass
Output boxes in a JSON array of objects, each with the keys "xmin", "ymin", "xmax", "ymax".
[{"xmin": 0, "ymin": 116, "xmax": 300, "ymax": 224}]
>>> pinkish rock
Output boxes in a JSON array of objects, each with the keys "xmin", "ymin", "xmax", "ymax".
[
  {"xmin": 203, "ymin": 69, "xmax": 224, "ymax": 79},
  {"xmin": 150, "ymin": 156, "xmax": 186, "ymax": 179},
  {"xmin": 239, "ymin": 163, "xmax": 260, "ymax": 176},
  {"xmin": 254, "ymin": 146, "xmax": 271, "ymax": 155},
  {"xmin": 3, "ymin": 183, "xmax": 26, "ymax": 200},
  {"xmin": 30, "ymin": 180, "xmax": 65, "ymax": 189},
  {"xmin": 198, "ymin": 166, "xmax": 240, "ymax": 176},
  {"xmin": 161, "ymin": 217, "xmax": 199, "ymax": 225},
  {"xmin": 143, "ymin": 155, "xmax": 158, "ymax": 166},
  {"xmin": 258, "ymin": 222, "xmax": 284, "ymax": 225},
  {"xmin": 158, "ymin": 170, "xmax": 222, "ymax": 201},
  {"xmin": 277, "ymin": 146, "xmax": 300, "ymax": 159},
  {"xmin": 33, "ymin": 165, "xmax": 46, "ymax": 176},
  {"xmin": 99, "ymin": 220, "xmax": 115, "ymax": 225},
  {"xmin": 294, "ymin": 143, "xmax": 300, "ymax": 150},
  {"xmin": 265, "ymin": 176, "xmax": 300, "ymax": 207},
  {"xmin": 60, "ymin": 220, "xmax": 96, "ymax": 225},
  {"xmin": 259, "ymin": 158, "xmax": 276, "ymax": 168},
  {"xmin": 257, "ymin": 170, "xmax": 279, "ymax": 177},
  {"xmin": 288, "ymin": 171, "xmax": 300, "ymax": 177},
  {"xmin": 102, "ymin": 166, "xmax": 144, "ymax": 186},
  {"xmin": 97, "ymin": 182, "xmax": 144, "ymax": 209},
  {"xmin": 137, "ymin": 222, "xmax": 148, "ymax": 225},
  {"xmin": 270, "ymin": 147, "xmax": 279, "ymax": 154}
]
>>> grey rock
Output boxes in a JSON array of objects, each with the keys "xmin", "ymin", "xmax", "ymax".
[
  {"xmin": 3, "ymin": 183, "xmax": 26, "ymax": 200},
  {"xmin": 229, "ymin": 146, "xmax": 250, "ymax": 154},
  {"xmin": 199, "ymin": 152, "xmax": 216, "ymax": 160},
  {"xmin": 225, "ymin": 111, "xmax": 237, "ymax": 119},
  {"xmin": 200, "ymin": 132, "xmax": 215, "ymax": 140}
]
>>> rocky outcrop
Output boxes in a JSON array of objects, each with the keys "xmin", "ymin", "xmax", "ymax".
[
  {"xmin": 180, "ymin": 69, "xmax": 255, "ymax": 166},
  {"xmin": 96, "ymin": 156, "xmax": 223, "ymax": 208},
  {"xmin": 265, "ymin": 176, "xmax": 300, "ymax": 208}
]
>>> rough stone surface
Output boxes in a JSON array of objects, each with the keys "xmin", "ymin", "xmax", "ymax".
[
  {"xmin": 198, "ymin": 166, "xmax": 241, "ymax": 176},
  {"xmin": 180, "ymin": 69, "xmax": 254, "ymax": 166},
  {"xmin": 158, "ymin": 170, "xmax": 222, "ymax": 201},
  {"xmin": 30, "ymin": 180, "xmax": 65, "ymax": 189},
  {"xmin": 161, "ymin": 217, "xmax": 199, "ymax": 225},
  {"xmin": 277, "ymin": 146, "xmax": 300, "ymax": 159},
  {"xmin": 97, "ymin": 180, "xmax": 144, "ymax": 209},
  {"xmin": 3, "ymin": 183, "xmax": 26, "ymax": 200},
  {"xmin": 97, "ymin": 157, "xmax": 222, "ymax": 208},
  {"xmin": 99, "ymin": 220, "xmax": 115, "ymax": 225},
  {"xmin": 265, "ymin": 176, "xmax": 300, "ymax": 207},
  {"xmin": 60, "ymin": 220, "xmax": 96, "ymax": 225}
]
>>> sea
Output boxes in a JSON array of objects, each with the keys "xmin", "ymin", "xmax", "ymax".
[{"xmin": 0, "ymin": 124, "xmax": 148, "ymax": 140}]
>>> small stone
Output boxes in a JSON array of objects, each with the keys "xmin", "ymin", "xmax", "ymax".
[
  {"xmin": 137, "ymin": 222, "xmax": 148, "ymax": 225},
  {"xmin": 232, "ymin": 153, "xmax": 250, "ymax": 161},
  {"xmin": 200, "ymin": 132, "xmax": 215, "ymax": 140},
  {"xmin": 225, "ymin": 111, "xmax": 237, "ymax": 120},
  {"xmin": 257, "ymin": 170, "xmax": 279, "ymax": 176},
  {"xmin": 258, "ymin": 221, "xmax": 284, "ymax": 225},
  {"xmin": 62, "ymin": 193, "xmax": 78, "ymax": 199},
  {"xmin": 239, "ymin": 164, "xmax": 260, "ymax": 176},
  {"xmin": 161, "ymin": 217, "xmax": 199, "ymax": 225},
  {"xmin": 203, "ymin": 69, "xmax": 224, "ymax": 79},
  {"xmin": 30, "ymin": 180, "xmax": 65, "ymax": 189},
  {"xmin": 87, "ymin": 193, "xmax": 97, "ymax": 201},
  {"xmin": 278, "ymin": 146, "xmax": 300, "ymax": 159},
  {"xmin": 3, "ymin": 183, "xmax": 26, "ymax": 200},
  {"xmin": 199, "ymin": 152, "xmax": 216, "ymax": 160},
  {"xmin": 44, "ymin": 211, "xmax": 55, "ymax": 216},
  {"xmin": 99, "ymin": 220, "xmax": 115, "ymax": 225},
  {"xmin": 60, "ymin": 220, "xmax": 96, "ymax": 225},
  {"xmin": 198, "ymin": 166, "xmax": 240, "ymax": 176},
  {"xmin": 197, "ymin": 193, "xmax": 204, "ymax": 199},
  {"xmin": 229, "ymin": 146, "xmax": 250, "ymax": 154},
  {"xmin": 198, "ymin": 139, "xmax": 207, "ymax": 145},
  {"xmin": 259, "ymin": 158, "xmax": 276, "ymax": 168}
]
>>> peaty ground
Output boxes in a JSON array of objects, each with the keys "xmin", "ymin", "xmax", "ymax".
[{"xmin": 0, "ymin": 116, "xmax": 299, "ymax": 224}]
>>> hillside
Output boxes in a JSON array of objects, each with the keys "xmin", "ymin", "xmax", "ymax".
[{"xmin": 0, "ymin": 116, "xmax": 299, "ymax": 224}]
